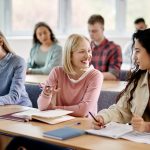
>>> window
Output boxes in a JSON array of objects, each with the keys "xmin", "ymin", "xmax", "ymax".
[
  {"xmin": 127, "ymin": 0, "xmax": 150, "ymax": 32},
  {"xmin": 5, "ymin": 0, "xmax": 58, "ymax": 36},
  {"xmin": 71, "ymin": 0, "xmax": 116, "ymax": 34}
]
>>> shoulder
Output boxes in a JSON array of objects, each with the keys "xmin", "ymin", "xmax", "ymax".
[
  {"xmin": 10, "ymin": 54, "xmax": 25, "ymax": 65},
  {"xmin": 88, "ymin": 68, "xmax": 103, "ymax": 80},
  {"xmin": 30, "ymin": 43, "xmax": 40, "ymax": 51},
  {"xmin": 106, "ymin": 38, "xmax": 121, "ymax": 50},
  {"xmin": 51, "ymin": 66, "xmax": 64, "ymax": 74}
]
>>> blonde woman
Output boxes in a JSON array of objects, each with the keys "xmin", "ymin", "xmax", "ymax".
[
  {"xmin": 38, "ymin": 34, "xmax": 103, "ymax": 117},
  {"xmin": 0, "ymin": 31, "xmax": 32, "ymax": 106}
]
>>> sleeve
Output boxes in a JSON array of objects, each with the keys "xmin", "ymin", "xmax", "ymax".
[
  {"xmin": 31, "ymin": 45, "xmax": 62, "ymax": 74},
  {"xmin": 108, "ymin": 44, "xmax": 122, "ymax": 78},
  {"xmin": 27, "ymin": 46, "xmax": 35, "ymax": 69},
  {"xmin": 56, "ymin": 71, "xmax": 104, "ymax": 117},
  {"xmin": 37, "ymin": 68, "xmax": 58, "ymax": 110},
  {"xmin": 98, "ymin": 88, "xmax": 132, "ymax": 124},
  {"xmin": 0, "ymin": 57, "xmax": 27, "ymax": 105}
]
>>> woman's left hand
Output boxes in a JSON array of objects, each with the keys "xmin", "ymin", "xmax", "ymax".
[{"xmin": 131, "ymin": 115, "xmax": 150, "ymax": 132}]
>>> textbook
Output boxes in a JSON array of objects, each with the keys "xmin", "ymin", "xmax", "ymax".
[
  {"xmin": 86, "ymin": 122, "xmax": 150, "ymax": 144},
  {"xmin": 12, "ymin": 108, "xmax": 75, "ymax": 124},
  {"xmin": 43, "ymin": 127, "xmax": 85, "ymax": 140}
]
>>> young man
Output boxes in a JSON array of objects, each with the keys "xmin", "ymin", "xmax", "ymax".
[
  {"xmin": 88, "ymin": 14, "xmax": 122, "ymax": 80},
  {"xmin": 123, "ymin": 18, "xmax": 147, "ymax": 66}
]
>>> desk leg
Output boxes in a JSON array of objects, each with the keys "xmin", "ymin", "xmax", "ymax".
[{"xmin": 0, "ymin": 134, "xmax": 13, "ymax": 150}]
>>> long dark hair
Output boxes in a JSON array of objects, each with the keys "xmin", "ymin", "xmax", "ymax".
[
  {"xmin": 117, "ymin": 29, "xmax": 150, "ymax": 103},
  {"xmin": 33, "ymin": 22, "xmax": 58, "ymax": 45}
]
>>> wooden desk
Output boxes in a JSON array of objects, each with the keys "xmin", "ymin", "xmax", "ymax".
[
  {"xmin": 25, "ymin": 75, "xmax": 48, "ymax": 84},
  {"xmin": 0, "ymin": 105, "xmax": 149, "ymax": 150},
  {"xmin": 102, "ymin": 81, "xmax": 127, "ymax": 92},
  {"xmin": 26, "ymin": 75, "xmax": 127, "ymax": 93}
]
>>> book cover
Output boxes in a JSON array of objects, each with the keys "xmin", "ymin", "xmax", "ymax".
[{"xmin": 43, "ymin": 127, "xmax": 85, "ymax": 140}]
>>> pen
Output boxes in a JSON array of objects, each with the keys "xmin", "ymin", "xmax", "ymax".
[
  {"xmin": 89, "ymin": 112, "xmax": 99, "ymax": 122},
  {"xmin": 89, "ymin": 112, "xmax": 106, "ymax": 128}
]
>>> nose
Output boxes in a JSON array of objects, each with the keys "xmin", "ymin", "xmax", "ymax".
[{"xmin": 85, "ymin": 51, "xmax": 91, "ymax": 59}]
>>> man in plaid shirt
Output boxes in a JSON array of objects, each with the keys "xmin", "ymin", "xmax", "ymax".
[{"xmin": 88, "ymin": 14, "xmax": 122, "ymax": 80}]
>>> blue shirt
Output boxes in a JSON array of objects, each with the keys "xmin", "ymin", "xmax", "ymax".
[{"xmin": 0, "ymin": 53, "xmax": 32, "ymax": 106}]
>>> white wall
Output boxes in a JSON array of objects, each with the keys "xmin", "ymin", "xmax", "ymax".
[{"xmin": 7, "ymin": 36, "xmax": 130, "ymax": 62}]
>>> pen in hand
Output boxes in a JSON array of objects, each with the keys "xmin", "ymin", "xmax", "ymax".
[
  {"xmin": 89, "ymin": 112, "xmax": 99, "ymax": 122},
  {"xmin": 89, "ymin": 112, "xmax": 106, "ymax": 128}
]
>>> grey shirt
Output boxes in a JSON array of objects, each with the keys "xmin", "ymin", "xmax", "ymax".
[{"xmin": 0, "ymin": 53, "xmax": 32, "ymax": 106}]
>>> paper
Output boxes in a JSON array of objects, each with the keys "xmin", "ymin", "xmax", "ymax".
[
  {"xmin": 86, "ymin": 122, "xmax": 150, "ymax": 144},
  {"xmin": 86, "ymin": 122, "xmax": 133, "ymax": 139},
  {"xmin": 11, "ymin": 108, "xmax": 74, "ymax": 124},
  {"xmin": 122, "ymin": 131, "xmax": 150, "ymax": 144}
]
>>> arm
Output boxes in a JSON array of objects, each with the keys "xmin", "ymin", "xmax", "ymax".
[
  {"xmin": 30, "ymin": 45, "xmax": 62, "ymax": 74},
  {"xmin": 27, "ymin": 46, "xmax": 36, "ymax": 69},
  {"xmin": 55, "ymin": 71, "xmax": 103, "ymax": 117},
  {"xmin": 97, "ymin": 87, "xmax": 133, "ymax": 124},
  {"xmin": 104, "ymin": 45, "xmax": 122, "ymax": 80},
  {"xmin": 0, "ymin": 57, "xmax": 27, "ymax": 105}
]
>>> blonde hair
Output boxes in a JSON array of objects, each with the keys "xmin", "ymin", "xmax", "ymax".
[
  {"xmin": 0, "ymin": 31, "xmax": 14, "ymax": 53},
  {"xmin": 63, "ymin": 34, "xmax": 90, "ymax": 75}
]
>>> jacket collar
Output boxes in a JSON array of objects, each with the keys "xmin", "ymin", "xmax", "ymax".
[{"xmin": 140, "ymin": 71, "xmax": 149, "ymax": 87}]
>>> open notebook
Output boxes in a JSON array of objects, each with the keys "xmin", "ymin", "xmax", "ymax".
[
  {"xmin": 11, "ymin": 108, "xmax": 75, "ymax": 124},
  {"xmin": 86, "ymin": 122, "xmax": 150, "ymax": 144}
]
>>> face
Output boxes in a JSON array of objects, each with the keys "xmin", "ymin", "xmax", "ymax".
[
  {"xmin": 36, "ymin": 26, "xmax": 51, "ymax": 44},
  {"xmin": 135, "ymin": 22, "xmax": 147, "ymax": 30},
  {"xmin": 88, "ymin": 22, "xmax": 104, "ymax": 42},
  {"xmin": 71, "ymin": 39, "xmax": 92, "ymax": 73},
  {"xmin": 134, "ymin": 39, "xmax": 150, "ymax": 70}
]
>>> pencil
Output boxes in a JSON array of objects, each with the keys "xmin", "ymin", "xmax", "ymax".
[{"xmin": 89, "ymin": 112, "xmax": 99, "ymax": 122}]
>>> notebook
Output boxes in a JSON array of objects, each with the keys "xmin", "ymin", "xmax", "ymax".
[
  {"xmin": 11, "ymin": 108, "xmax": 75, "ymax": 124},
  {"xmin": 86, "ymin": 122, "xmax": 133, "ymax": 139},
  {"xmin": 43, "ymin": 127, "xmax": 85, "ymax": 140}
]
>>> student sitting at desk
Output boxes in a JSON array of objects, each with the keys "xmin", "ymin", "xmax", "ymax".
[
  {"xmin": 27, "ymin": 22, "xmax": 62, "ymax": 75},
  {"xmin": 38, "ymin": 34, "xmax": 103, "ymax": 117},
  {"xmin": 93, "ymin": 29, "xmax": 150, "ymax": 132},
  {"xmin": 0, "ymin": 31, "xmax": 32, "ymax": 106}
]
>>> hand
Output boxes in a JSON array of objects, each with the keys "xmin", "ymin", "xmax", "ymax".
[
  {"xmin": 92, "ymin": 115, "xmax": 105, "ymax": 129},
  {"xmin": 26, "ymin": 68, "xmax": 32, "ymax": 74},
  {"xmin": 43, "ymin": 86, "xmax": 60, "ymax": 97},
  {"xmin": 131, "ymin": 115, "xmax": 149, "ymax": 132}
]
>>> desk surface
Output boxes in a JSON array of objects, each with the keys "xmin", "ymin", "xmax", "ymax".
[
  {"xmin": 0, "ymin": 105, "xmax": 149, "ymax": 150},
  {"xmin": 26, "ymin": 74, "xmax": 48, "ymax": 84},
  {"xmin": 26, "ymin": 75, "xmax": 127, "ymax": 92}
]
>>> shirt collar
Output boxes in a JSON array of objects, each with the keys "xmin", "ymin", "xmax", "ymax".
[
  {"xmin": 140, "ymin": 70, "xmax": 149, "ymax": 87},
  {"xmin": 67, "ymin": 65, "xmax": 94, "ymax": 83},
  {"xmin": 91, "ymin": 38, "xmax": 108, "ymax": 49}
]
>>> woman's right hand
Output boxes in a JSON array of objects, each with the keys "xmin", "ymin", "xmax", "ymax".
[
  {"xmin": 93, "ymin": 115, "xmax": 105, "ymax": 129},
  {"xmin": 43, "ymin": 85, "xmax": 60, "ymax": 97}
]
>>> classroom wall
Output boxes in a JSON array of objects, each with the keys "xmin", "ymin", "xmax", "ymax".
[{"xmin": 8, "ymin": 37, "xmax": 130, "ymax": 62}]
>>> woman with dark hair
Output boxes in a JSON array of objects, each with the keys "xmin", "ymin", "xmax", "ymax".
[
  {"xmin": 0, "ymin": 31, "xmax": 32, "ymax": 106},
  {"xmin": 27, "ymin": 22, "xmax": 62, "ymax": 75},
  {"xmin": 93, "ymin": 29, "xmax": 150, "ymax": 132}
]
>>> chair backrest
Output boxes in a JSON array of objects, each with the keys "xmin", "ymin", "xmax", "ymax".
[
  {"xmin": 98, "ymin": 91, "xmax": 119, "ymax": 111},
  {"xmin": 119, "ymin": 70, "xmax": 129, "ymax": 81},
  {"xmin": 25, "ymin": 83, "xmax": 42, "ymax": 108}
]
